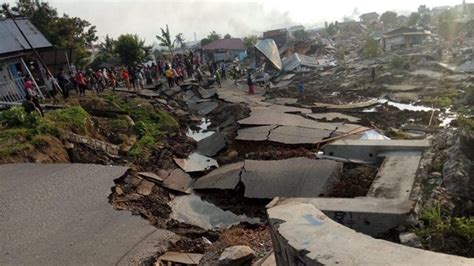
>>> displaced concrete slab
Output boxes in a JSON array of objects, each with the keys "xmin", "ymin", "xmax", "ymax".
[
  {"xmin": 138, "ymin": 171, "xmax": 164, "ymax": 183},
  {"xmin": 198, "ymin": 87, "xmax": 217, "ymax": 99},
  {"xmin": 383, "ymin": 84, "xmax": 419, "ymax": 92},
  {"xmin": 170, "ymin": 195, "xmax": 260, "ymax": 230},
  {"xmin": 162, "ymin": 168, "xmax": 194, "ymax": 194},
  {"xmin": 158, "ymin": 251, "xmax": 203, "ymax": 265},
  {"xmin": 197, "ymin": 132, "xmax": 226, "ymax": 157},
  {"xmin": 277, "ymin": 197, "xmax": 414, "ymax": 236},
  {"xmin": 241, "ymin": 158, "xmax": 342, "ymax": 198},
  {"xmin": 411, "ymin": 69, "xmax": 443, "ymax": 79},
  {"xmin": 368, "ymin": 151, "xmax": 423, "ymax": 200},
  {"xmin": 192, "ymin": 101, "xmax": 219, "ymax": 115},
  {"xmin": 238, "ymin": 111, "xmax": 341, "ymax": 131},
  {"xmin": 313, "ymin": 99, "xmax": 379, "ymax": 110},
  {"xmin": 0, "ymin": 163, "xmax": 174, "ymax": 265},
  {"xmin": 253, "ymin": 105, "xmax": 312, "ymax": 114},
  {"xmin": 194, "ymin": 162, "xmax": 244, "ymax": 190},
  {"xmin": 265, "ymin": 97, "xmax": 298, "ymax": 105},
  {"xmin": 138, "ymin": 89, "xmax": 161, "ymax": 98},
  {"xmin": 283, "ymin": 53, "xmax": 318, "ymax": 72},
  {"xmin": 307, "ymin": 112, "xmax": 360, "ymax": 123},
  {"xmin": 324, "ymin": 139, "xmax": 429, "ymax": 162},
  {"xmin": 137, "ymin": 179, "xmax": 155, "ymax": 196},
  {"xmin": 174, "ymin": 153, "xmax": 219, "ymax": 173},
  {"xmin": 236, "ymin": 125, "xmax": 277, "ymax": 141},
  {"xmin": 267, "ymin": 202, "xmax": 474, "ymax": 265},
  {"xmin": 268, "ymin": 126, "xmax": 333, "ymax": 145}
]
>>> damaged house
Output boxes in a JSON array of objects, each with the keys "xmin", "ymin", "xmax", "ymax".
[
  {"xmin": 263, "ymin": 28, "xmax": 289, "ymax": 49},
  {"xmin": 202, "ymin": 38, "xmax": 246, "ymax": 62},
  {"xmin": 382, "ymin": 26, "xmax": 432, "ymax": 51},
  {"xmin": 0, "ymin": 18, "xmax": 72, "ymax": 103}
]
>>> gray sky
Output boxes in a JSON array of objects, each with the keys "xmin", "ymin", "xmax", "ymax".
[{"xmin": 5, "ymin": 0, "xmax": 466, "ymax": 44}]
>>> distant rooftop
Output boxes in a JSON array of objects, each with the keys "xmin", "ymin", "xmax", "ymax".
[{"xmin": 202, "ymin": 38, "xmax": 245, "ymax": 51}]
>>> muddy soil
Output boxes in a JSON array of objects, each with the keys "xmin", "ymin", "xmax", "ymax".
[{"xmin": 325, "ymin": 163, "xmax": 380, "ymax": 198}]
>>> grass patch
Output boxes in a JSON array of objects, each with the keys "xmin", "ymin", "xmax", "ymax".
[
  {"xmin": 46, "ymin": 106, "xmax": 91, "ymax": 135},
  {"xmin": 415, "ymin": 204, "xmax": 474, "ymax": 256},
  {"xmin": 102, "ymin": 95, "xmax": 178, "ymax": 161}
]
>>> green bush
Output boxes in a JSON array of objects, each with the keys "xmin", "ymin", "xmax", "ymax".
[
  {"xmin": 46, "ymin": 106, "xmax": 90, "ymax": 135},
  {"xmin": 363, "ymin": 38, "xmax": 380, "ymax": 58},
  {"xmin": 390, "ymin": 56, "xmax": 407, "ymax": 69}
]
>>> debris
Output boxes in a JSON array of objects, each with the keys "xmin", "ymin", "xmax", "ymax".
[
  {"xmin": 162, "ymin": 169, "xmax": 194, "ymax": 194},
  {"xmin": 157, "ymin": 251, "xmax": 203, "ymax": 265},
  {"xmin": 399, "ymin": 232, "xmax": 422, "ymax": 248},
  {"xmin": 218, "ymin": 245, "xmax": 256, "ymax": 266},
  {"xmin": 138, "ymin": 172, "xmax": 164, "ymax": 183},
  {"xmin": 194, "ymin": 162, "xmax": 244, "ymax": 190},
  {"xmin": 255, "ymin": 39, "xmax": 282, "ymax": 70},
  {"xmin": 306, "ymin": 112, "xmax": 360, "ymax": 123},
  {"xmin": 137, "ymin": 179, "xmax": 155, "ymax": 196},
  {"xmin": 282, "ymin": 53, "xmax": 319, "ymax": 72}
]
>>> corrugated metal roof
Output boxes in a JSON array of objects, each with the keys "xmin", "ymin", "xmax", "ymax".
[
  {"xmin": 0, "ymin": 18, "xmax": 52, "ymax": 55},
  {"xmin": 255, "ymin": 39, "xmax": 282, "ymax": 70}
]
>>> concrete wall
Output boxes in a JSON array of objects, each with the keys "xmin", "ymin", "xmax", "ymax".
[
  {"xmin": 276, "ymin": 198, "xmax": 414, "ymax": 236},
  {"xmin": 268, "ymin": 202, "xmax": 474, "ymax": 266}
]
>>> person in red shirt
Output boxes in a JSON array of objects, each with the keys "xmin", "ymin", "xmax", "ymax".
[
  {"xmin": 75, "ymin": 71, "xmax": 87, "ymax": 96},
  {"xmin": 120, "ymin": 67, "xmax": 131, "ymax": 90}
]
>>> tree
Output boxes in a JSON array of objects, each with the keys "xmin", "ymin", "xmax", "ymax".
[
  {"xmin": 420, "ymin": 14, "xmax": 432, "ymax": 27},
  {"xmin": 201, "ymin": 30, "xmax": 221, "ymax": 46},
  {"xmin": 92, "ymin": 35, "xmax": 116, "ymax": 66},
  {"xmin": 11, "ymin": 0, "xmax": 97, "ymax": 67},
  {"xmin": 326, "ymin": 22, "xmax": 337, "ymax": 36},
  {"xmin": 243, "ymin": 35, "xmax": 258, "ymax": 58},
  {"xmin": 115, "ymin": 34, "xmax": 151, "ymax": 65},
  {"xmin": 156, "ymin": 24, "xmax": 175, "ymax": 59},
  {"xmin": 438, "ymin": 9, "xmax": 458, "ymax": 40},
  {"xmin": 380, "ymin": 11, "xmax": 398, "ymax": 29},
  {"xmin": 407, "ymin": 12, "xmax": 421, "ymax": 26},
  {"xmin": 224, "ymin": 33, "xmax": 231, "ymax": 39},
  {"xmin": 363, "ymin": 38, "xmax": 380, "ymax": 58}
]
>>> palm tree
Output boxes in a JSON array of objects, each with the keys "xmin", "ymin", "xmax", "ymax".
[{"xmin": 156, "ymin": 24, "xmax": 176, "ymax": 59}]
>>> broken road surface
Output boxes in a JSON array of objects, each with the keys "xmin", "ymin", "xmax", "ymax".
[{"xmin": 0, "ymin": 163, "xmax": 175, "ymax": 265}]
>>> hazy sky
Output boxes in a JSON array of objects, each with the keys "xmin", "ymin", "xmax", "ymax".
[{"xmin": 5, "ymin": 0, "xmax": 466, "ymax": 44}]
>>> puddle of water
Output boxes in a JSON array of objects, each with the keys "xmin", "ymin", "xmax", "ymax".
[
  {"xmin": 439, "ymin": 108, "xmax": 458, "ymax": 128},
  {"xmin": 187, "ymin": 118, "xmax": 215, "ymax": 141},
  {"xmin": 378, "ymin": 99, "xmax": 438, "ymax": 112},
  {"xmin": 170, "ymin": 194, "xmax": 260, "ymax": 230}
]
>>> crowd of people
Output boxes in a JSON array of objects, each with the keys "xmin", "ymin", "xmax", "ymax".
[{"xmin": 21, "ymin": 51, "xmax": 265, "ymax": 116}]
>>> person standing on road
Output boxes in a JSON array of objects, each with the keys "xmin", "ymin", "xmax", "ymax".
[
  {"xmin": 233, "ymin": 66, "xmax": 238, "ymax": 86},
  {"xmin": 297, "ymin": 81, "xmax": 305, "ymax": 96},
  {"xmin": 165, "ymin": 67, "xmax": 174, "ymax": 88},
  {"xmin": 57, "ymin": 68, "xmax": 70, "ymax": 100},
  {"xmin": 247, "ymin": 73, "xmax": 255, "ymax": 95},
  {"xmin": 215, "ymin": 69, "xmax": 222, "ymax": 88}
]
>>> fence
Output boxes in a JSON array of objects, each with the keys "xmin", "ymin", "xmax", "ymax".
[{"xmin": 0, "ymin": 77, "xmax": 44, "ymax": 105}]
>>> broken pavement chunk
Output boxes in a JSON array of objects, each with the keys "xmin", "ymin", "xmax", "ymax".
[
  {"xmin": 136, "ymin": 179, "xmax": 155, "ymax": 196},
  {"xmin": 218, "ymin": 245, "xmax": 256, "ymax": 266},
  {"xmin": 137, "ymin": 172, "xmax": 164, "ymax": 183},
  {"xmin": 157, "ymin": 251, "xmax": 203, "ymax": 265},
  {"xmin": 236, "ymin": 125, "xmax": 277, "ymax": 141},
  {"xmin": 241, "ymin": 158, "xmax": 342, "ymax": 198},
  {"xmin": 313, "ymin": 99, "xmax": 379, "ymax": 110},
  {"xmin": 197, "ymin": 132, "xmax": 226, "ymax": 157},
  {"xmin": 162, "ymin": 168, "xmax": 194, "ymax": 194},
  {"xmin": 268, "ymin": 126, "xmax": 334, "ymax": 144},
  {"xmin": 194, "ymin": 161, "xmax": 244, "ymax": 190}
]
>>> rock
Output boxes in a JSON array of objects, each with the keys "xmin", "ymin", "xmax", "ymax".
[
  {"xmin": 399, "ymin": 232, "xmax": 422, "ymax": 248},
  {"xmin": 115, "ymin": 186, "xmax": 124, "ymax": 195},
  {"xmin": 218, "ymin": 245, "xmax": 256, "ymax": 266},
  {"xmin": 227, "ymin": 150, "xmax": 238, "ymax": 161},
  {"xmin": 138, "ymin": 172, "xmax": 163, "ymax": 183},
  {"xmin": 137, "ymin": 180, "xmax": 155, "ymax": 196}
]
